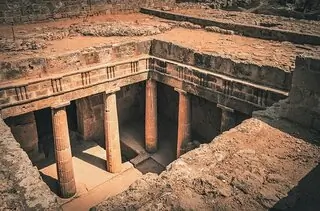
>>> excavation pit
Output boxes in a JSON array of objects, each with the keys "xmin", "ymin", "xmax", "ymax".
[{"xmin": 0, "ymin": 4, "xmax": 319, "ymax": 211}]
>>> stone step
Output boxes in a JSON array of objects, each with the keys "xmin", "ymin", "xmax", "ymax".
[
  {"xmin": 130, "ymin": 153, "xmax": 150, "ymax": 167},
  {"xmin": 61, "ymin": 166, "xmax": 142, "ymax": 211}
]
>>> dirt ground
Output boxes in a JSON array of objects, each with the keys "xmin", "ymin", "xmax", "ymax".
[
  {"xmin": 1, "ymin": 12, "xmax": 319, "ymax": 73},
  {"xmin": 1, "ymin": 7, "xmax": 320, "ymax": 211},
  {"xmin": 173, "ymin": 8, "xmax": 320, "ymax": 36},
  {"xmin": 96, "ymin": 112, "xmax": 320, "ymax": 210}
]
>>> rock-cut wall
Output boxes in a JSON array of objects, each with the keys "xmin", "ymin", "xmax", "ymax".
[
  {"xmin": 0, "ymin": 0, "xmax": 175, "ymax": 24},
  {"xmin": 0, "ymin": 117, "xmax": 58, "ymax": 210},
  {"xmin": 282, "ymin": 54, "xmax": 320, "ymax": 131}
]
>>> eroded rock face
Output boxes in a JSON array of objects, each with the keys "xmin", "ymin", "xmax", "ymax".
[
  {"xmin": 96, "ymin": 118, "xmax": 320, "ymax": 210},
  {"xmin": 0, "ymin": 0, "xmax": 176, "ymax": 24},
  {"xmin": 177, "ymin": 0, "xmax": 260, "ymax": 9},
  {"xmin": 71, "ymin": 22, "xmax": 174, "ymax": 37},
  {"xmin": 0, "ymin": 118, "xmax": 58, "ymax": 210}
]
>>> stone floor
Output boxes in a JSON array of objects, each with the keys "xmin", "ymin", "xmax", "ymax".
[
  {"xmin": 33, "ymin": 117, "xmax": 180, "ymax": 210},
  {"xmin": 120, "ymin": 118, "xmax": 178, "ymax": 172},
  {"xmin": 35, "ymin": 132, "xmax": 142, "ymax": 211}
]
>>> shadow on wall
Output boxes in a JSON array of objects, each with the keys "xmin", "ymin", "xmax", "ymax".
[
  {"xmin": 255, "ymin": 54, "xmax": 320, "ymax": 210},
  {"xmin": 270, "ymin": 163, "xmax": 320, "ymax": 210}
]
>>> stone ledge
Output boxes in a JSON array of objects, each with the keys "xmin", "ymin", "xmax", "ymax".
[
  {"xmin": 0, "ymin": 55, "xmax": 288, "ymax": 118},
  {"xmin": 141, "ymin": 8, "xmax": 320, "ymax": 45}
]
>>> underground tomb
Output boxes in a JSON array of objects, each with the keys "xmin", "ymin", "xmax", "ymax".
[{"xmin": 0, "ymin": 1, "xmax": 320, "ymax": 210}]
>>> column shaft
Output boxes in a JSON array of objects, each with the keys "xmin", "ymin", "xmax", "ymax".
[
  {"xmin": 104, "ymin": 92, "xmax": 122, "ymax": 173},
  {"xmin": 145, "ymin": 79, "xmax": 158, "ymax": 153},
  {"xmin": 51, "ymin": 104, "xmax": 76, "ymax": 198},
  {"xmin": 176, "ymin": 89, "xmax": 191, "ymax": 158}
]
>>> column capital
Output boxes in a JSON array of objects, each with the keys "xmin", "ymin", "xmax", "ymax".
[
  {"xmin": 217, "ymin": 104, "xmax": 234, "ymax": 113},
  {"xmin": 51, "ymin": 101, "xmax": 70, "ymax": 109},
  {"xmin": 105, "ymin": 87, "xmax": 121, "ymax": 95},
  {"xmin": 174, "ymin": 88, "xmax": 188, "ymax": 95}
]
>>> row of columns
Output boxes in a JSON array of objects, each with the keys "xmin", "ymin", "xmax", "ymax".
[
  {"xmin": 145, "ymin": 79, "xmax": 237, "ymax": 158},
  {"xmin": 51, "ymin": 90, "xmax": 122, "ymax": 198},
  {"xmin": 38, "ymin": 79, "xmax": 236, "ymax": 198},
  {"xmin": 145, "ymin": 80, "xmax": 192, "ymax": 158}
]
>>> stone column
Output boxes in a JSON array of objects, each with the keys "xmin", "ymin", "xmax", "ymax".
[
  {"xmin": 145, "ymin": 79, "xmax": 158, "ymax": 153},
  {"xmin": 218, "ymin": 104, "xmax": 236, "ymax": 133},
  {"xmin": 51, "ymin": 102, "xmax": 76, "ymax": 198},
  {"xmin": 104, "ymin": 89, "xmax": 122, "ymax": 173},
  {"xmin": 175, "ymin": 88, "xmax": 191, "ymax": 158}
]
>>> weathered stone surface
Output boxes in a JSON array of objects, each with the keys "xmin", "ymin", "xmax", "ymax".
[
  {"xmin": 0, "ymin": 0, "xmax": 175, "ymax": 24},
  {"xmin": 283, "ymin": 54, "xmax": 320, "ymax": 130},
  {"xmin": 150, "ymin": 40, "xmax": 292, "ymax": 91},
  {"xmin": 5, "ymin": 112, "xmax": 39, "ymax": 154},
  {"xmin": 0, "ymin": 118, "xmax": 58, "ymax": 210},
  {"xmin": 52, "ymin": 104, "xmax": 76, "ymax": 198},
  {"xmin": 141, "ymin": 8, "xmax": 320, "ymax": 45}
]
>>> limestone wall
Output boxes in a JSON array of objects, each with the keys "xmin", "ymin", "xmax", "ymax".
[
  {"xmin": 76, "ymin": 94, "xmax": 104, "ymax": 142},
  {"xmin": 4, "ymin": 112, "xmax": 39, "ymax": 154},
  {"xmin": 191, "ymin": 95, "xmax": 221, "ymax": 141},
  {"xmin": 158, "ymin": 82, "xmax": 179, "ymax": 123},
  {"xmin": 282, "ymin": 54, "xmax": 320, "ymax": 131},
  {"xmin": 117, "ymin": 82, "xmax": 145, "ymax": 125},
  {"xmin": 141, "ymin": 8, "xmax": 320, "ymax": 45},
  {"xmin": 76, "ymin": 83, "xmax": 145, "ymax": 143},
  {"xmin": 176, "ymin": 0, "xmax": 256, "ymax": 8},
  {"xmin": 0, "ymin": 40, "xmax": 151, "ymax": 82},
  {"xmin": 151, "ymin": 40, "xmax": 291, "ymax": 92},
  {"xmin": 0, "ymin": 117, "xmax": 58, "ymax": 210},
  {"xmin": 157, "ymin": 82, "xmax": 222, "ymax": 142},
  {"xmin": 0, "ymin": 0, "xmax": 175, "ymax": 24}
]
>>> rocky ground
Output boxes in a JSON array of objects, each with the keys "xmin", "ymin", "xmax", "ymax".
[
  {"xmin": 175, "ymin": 0, "xmax": 320, "ymax": 19},
  {"xmin": 0, "ymin": 12, "xmax": 319, "ymax": 72},
  {"xmin": 173, "ymin": 8, "xmax": 320, "ymax": 35},
  {"xmin": 96, "ymin": 104, "xmax": 320, "ymax": 211}
]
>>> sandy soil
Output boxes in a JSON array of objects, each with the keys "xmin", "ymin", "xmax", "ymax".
[
  {"xmin": 1, "ymin": 12, "xmax": 319, "ymax": 71},
  {"xmin": 156, "ymin": 28, "xmax": 317, "ymax": 71},
  {"xmin": 173, "ymin": 8, "xmax": 320, "ymax": 36},
  {"xmin": 1, "ymin": 21, "xmax": 319, "ymax": 73},
  {"xmin": 0, "ymin": 13, "xmax": 156, "ymax": 37},
  {"xmin": 96, "ymin": 115, "xmax": 320, "ymax": 210}
]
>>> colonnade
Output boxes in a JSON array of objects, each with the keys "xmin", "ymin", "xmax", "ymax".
[
  {"xmin": 51, "ymin": 90, "xmax": 122, "ymax": 198},
  {"xmin": 42, "ymin": 79, "xmax": 236, "ymax": 198}
]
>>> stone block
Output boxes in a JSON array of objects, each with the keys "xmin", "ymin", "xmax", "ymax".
[
  {"xmin": 136, "ymin": 40, "xmax": 152, "ymax": 55},
  {"xmin": 6, "ymin": 112, "xmax": 39, "ymax": 152}
]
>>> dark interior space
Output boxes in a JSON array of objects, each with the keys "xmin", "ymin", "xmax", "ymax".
[
  {"xmin": 157, "ymin": 82, "xmax": 179, "ymax": 157},
  {"xmin": 191, "ymin": 94, "xmax": 221, "ymax": 143},
  {"xmin": 34, "ymin": 107, "xmax": 53, "ymax": 158},
  {"xmin": 235, "ymin": 110, "xmax": 251, "ymax": 125},
  {"xmin": 66, "ymin": 101, "xmax": 78, "ymax": 132}
]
